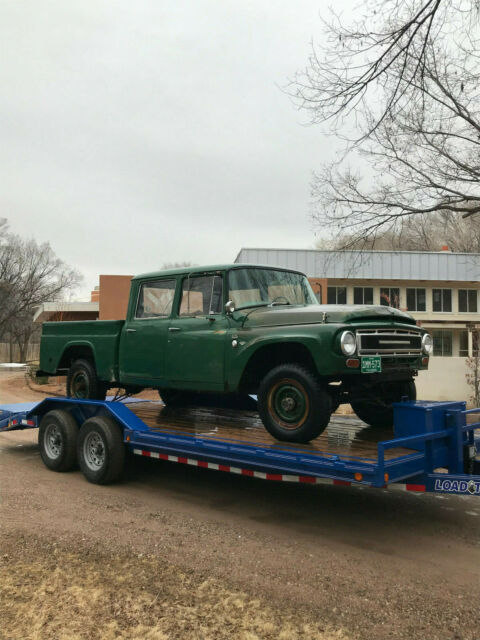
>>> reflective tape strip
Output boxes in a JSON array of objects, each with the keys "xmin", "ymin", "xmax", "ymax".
[
  {"xmin": 132, "ymin": 448, "xmax": 351, "ymax": 485},
  {"xmin": 405, "ymin": 484, "xmax": 426, "ymax": 492},
  {"xmin": 131, "ymin": 448, "xmax": 427, "ymax": 492}
]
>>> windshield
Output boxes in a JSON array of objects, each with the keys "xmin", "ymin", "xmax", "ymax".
[{"xmin": 228, "ymin": 268, "xmax": 317, "ymax": 309}]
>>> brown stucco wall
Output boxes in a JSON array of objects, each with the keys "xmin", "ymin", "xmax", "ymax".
[
  {"xmin": 99, "ymin": 275, "xmax": 133, "ymax": 320},
  {"xmin": 308, "ymin": 278, "xmax": 328, "ymax": 303}
]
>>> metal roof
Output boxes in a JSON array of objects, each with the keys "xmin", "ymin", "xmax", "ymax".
[
  {"xmin": 33, "ymin": 301, "xmax": 99, "ymax": 323},
  {"xmin": 235, "ymin": 248, "xmax": 480, "ymax": 282}
]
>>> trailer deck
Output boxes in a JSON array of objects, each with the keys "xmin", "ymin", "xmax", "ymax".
[
  {"xmin": 128, "ymin": 402, "xmax": 415, "ymax": 463},
  {"xmin": 1, "ymin": 396, "xmax": 479, "ymax": 494}
]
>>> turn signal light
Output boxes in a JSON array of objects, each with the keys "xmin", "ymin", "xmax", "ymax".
[
  {"xmin": 384, "ymin": 473, "xmax": 389, "ymax": 482},
  {"xmin": 346, "ymin": 358, "xmax": 360, "ymax": 368},
  {"xmin": 354, "ymin": 472, "xmax": 363, "ymax": 481}
]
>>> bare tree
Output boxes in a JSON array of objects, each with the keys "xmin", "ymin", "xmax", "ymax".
[
  {"xmin": 0, "ymin": 223, "xmax": 82, "ymax": 359},
  {"xmin": 316, "ymin": 209, "xmax": 480, "ymax": 252},
  {"xmin": 3, "ymin": 312, "xmax": 41, "ymax": 363},
  {"xmin": 291, "ymin": 1, "xmax": 480, "ymax": 246},
  {"xmin": 466, "ymin": 332, "xmax": 480, "ymax": 406}
]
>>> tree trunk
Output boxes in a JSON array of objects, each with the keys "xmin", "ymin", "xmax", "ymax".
[{"xmin": 16, "ymin": 337, "xmax": 28, "ymax": 363}]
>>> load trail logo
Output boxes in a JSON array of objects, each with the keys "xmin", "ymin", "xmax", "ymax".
[{"xmin": 434, "ymin": 478, "xmax": 480, "ymax": 495}]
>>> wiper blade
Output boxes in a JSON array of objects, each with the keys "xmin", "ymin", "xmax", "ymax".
[{"xmin": 235, "ymin": 302, "xmax": 270, "ymax": 311}]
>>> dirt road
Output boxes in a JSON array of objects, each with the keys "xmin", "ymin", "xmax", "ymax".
[{"xmin": 1, "ymin": 372, "xmax": 479, "ymax": 639}]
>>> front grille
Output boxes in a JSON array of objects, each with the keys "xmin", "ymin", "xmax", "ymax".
[{"xmin": 357, "ymin": 329, "xmax": 422, "ymax": 356}]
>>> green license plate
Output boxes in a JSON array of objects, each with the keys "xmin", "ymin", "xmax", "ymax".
[{"xmin": 361, "ymin": 356, "xmax": 382, "ymax": 373}]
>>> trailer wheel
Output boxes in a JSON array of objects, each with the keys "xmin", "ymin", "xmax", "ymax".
[
  {"xmin": 38, "ymin": 410, "xmax": 79, "ymax": 472},
  {"xmin": 258, "ymin": 364, "xmax": 331, "ymax": 443},
  {"xmin": 67, "ymin": 359, "xmax": 107, "ymax": 401},
  {"xmin": 350, "ymin": 379, "xmax": 416, "ymax": 428},
  {"xmin": 77, "ymin": 416, "xmax": 125, "ymax": 485}
]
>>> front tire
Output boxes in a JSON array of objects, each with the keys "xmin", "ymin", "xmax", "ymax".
[
  {"xmin": 67, "ymin": 359, "xmax": 108, "ymax": 400},
  {"xmin": 350, "ymin": 379, "xmax": 416, "ymax": 428},
  {"xmin": 38, "ymin": 409, "xmax": 79, "ymax": 472},
  {"xmin": 258, "ymin": 364, "xmax": 332, "ymax": 443},
  {"xmin": 77, "ymin": 416, "xmax": 125, "ymax": 484}
]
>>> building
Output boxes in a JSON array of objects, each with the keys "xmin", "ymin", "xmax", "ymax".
[
  {"xmin": 235, "ymin": 248, "xmax": 480, "ymax": 402},
  {"xmin": 33, "ymin": 275, "xmax": 133, "ymax": 324}
]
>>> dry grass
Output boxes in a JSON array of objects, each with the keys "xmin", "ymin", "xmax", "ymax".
[{"xmin": 0, "ymin": 534, "xmax": 350, "ymax": 640}]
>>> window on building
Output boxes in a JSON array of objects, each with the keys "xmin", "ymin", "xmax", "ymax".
[
  {"xmin": 459, "ymin": 330, "xmax": 469, "ymax": 357},
  {"xmin": 353, "ymin": 287, "xmax": 373, "ymax": 305},
  {"xmin": 380, "ymin": 287, "xmax": 400, "ymax": 308},
  {"xmin": 180, "ymin": 275, "xmax": 223, "ymax": 316},
  {"xmin": 458, "ymin": 289, "xmax": 477, "ymax": 313},
  {"xmin": 406, "ymin": 288, "xmax": 426, "ymax": 312},
  {"xmin": 432, "ymin": 329, "xmax": 453, "ymax": 356},
  {"xmin": 432, "ymin": 288, "xmax": 452, "ymax": 312},
  {"xmin": 327, "ymin": 286, "xmax": 347, "ymax": 304},
  {"xmin": 135, "ymin": 279, "xmax": 176, "ymax": 319}
]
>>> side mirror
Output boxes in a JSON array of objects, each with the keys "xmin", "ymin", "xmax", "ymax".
[{"xmin": 225, "ymin": 300, "xmax": 236, "ymax": 315}]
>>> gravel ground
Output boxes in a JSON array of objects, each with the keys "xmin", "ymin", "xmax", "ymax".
[{"xmin": 1, "ymin": 372, "xmax": 480, "ymax": 640}]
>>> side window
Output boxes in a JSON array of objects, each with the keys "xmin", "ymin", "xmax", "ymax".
[
  {"xmin": 180, "ymin": 275, "xmax": 223, "ymax": 316},
  {"xmin": 135, "ymin": 279, "xmax": 176, "ymax": 319}
]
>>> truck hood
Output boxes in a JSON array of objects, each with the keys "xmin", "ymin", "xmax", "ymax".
[{"xmin": 239, "ymin": 304, "xmax": 416, "ymax": 327}]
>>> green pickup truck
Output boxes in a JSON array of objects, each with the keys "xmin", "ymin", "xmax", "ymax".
[{"xmin": 38, "ymin": 264, "xmax": 432, "ymax": 442}]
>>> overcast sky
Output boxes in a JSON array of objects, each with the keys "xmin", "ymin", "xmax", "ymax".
[{"xmin": 1, "ymin": 0, "xmax": 347, "ymax": 299}]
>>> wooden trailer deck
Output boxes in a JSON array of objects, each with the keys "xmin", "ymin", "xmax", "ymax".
[{"xmin": 128, "ymin": 402, "xmax": 415, "ymax": 463}]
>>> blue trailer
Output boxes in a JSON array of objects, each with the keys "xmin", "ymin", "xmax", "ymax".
[{"xmin": 1, "ymin": 396, "xmax": 479, "ymax": 496}]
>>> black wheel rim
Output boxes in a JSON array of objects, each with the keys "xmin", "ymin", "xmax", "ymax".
[
  {"xmin": 71, "ymin": 371, "xmax": 90, "ymax": 399},
  {"xmin": 267, "ymin": 378, "xmax": 310, "ymax": 430}
]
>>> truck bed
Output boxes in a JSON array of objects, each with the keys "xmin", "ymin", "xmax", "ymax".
[{"xmin": 39, "ymin": 319, "xmax": 124, "ymax": 381}]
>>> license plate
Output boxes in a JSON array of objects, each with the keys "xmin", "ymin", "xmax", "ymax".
[{"xmin": 361, "ymin": 356, "xmax": 382, "ymax": 373}]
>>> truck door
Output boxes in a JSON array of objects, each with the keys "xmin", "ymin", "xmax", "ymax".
[
  {"xmin": 119, "ymin": 278, "xmax": 177, "ymax": 384},
  {"xmin": 165, "ymin": 273, "xmax": 227, "ymax": 389}
]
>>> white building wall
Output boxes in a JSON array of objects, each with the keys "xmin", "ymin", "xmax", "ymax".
[{"xmin": 416, "ymin": 357, "xmax": 472, "ymax": 403}]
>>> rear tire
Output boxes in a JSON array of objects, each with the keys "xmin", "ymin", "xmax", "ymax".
[
  {"xmin": 258, "ymin": 364, "xmax": 331, "ymax": 443},
  {"xmin": 77, "ymin": 416, "xmax": 125, "ymax": 484},
  {"xmin": 67, "ymin": 359, "xmax": 108, "ymax": 400},
  {"xmin": 38, "ymin": 409, "xmax": 79, "ymax": 472},
  {"xmin": 350, "ymin": 379, "xmax": 416, "ymax": 428}
]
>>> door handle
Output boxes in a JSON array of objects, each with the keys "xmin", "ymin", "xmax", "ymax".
[
  {"xmin": 169, "ymin": 327, "xmax": 181, "ymax": 332},
  {"xmin": 126, "ymin": 328, "xmax": 136, "ymax": 333}
]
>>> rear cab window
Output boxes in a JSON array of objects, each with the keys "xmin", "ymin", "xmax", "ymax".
[{"xmin": 135, "ymin": 279, "xmax": 177, "ymax": 319}]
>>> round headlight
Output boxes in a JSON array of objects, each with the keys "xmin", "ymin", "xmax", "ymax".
[
  {"xmin": 340, "ymin": 331, "xmax": 356, "ymax": 356},
  {"xmin": 422, "ymin": 333, "xmax": 433, "ymax": 355}
]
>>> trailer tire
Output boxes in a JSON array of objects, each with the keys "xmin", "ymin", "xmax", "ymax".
[
  {"xmin": 38, "ymin": 410, "xmax": 79, "ymax": 472},
  {"xmin": 258, "ymin": 364, "xmax": 331, "ymax": 443},
  {"xmin": 67, "ymin": 359, "xmax": 107, "ymax": 401},
  {"xmin": 77, "ymin": 415, "xmax": 125, "ymax": 485},
  {"xmin": 350, "ymin": 379, "xmax": 416, "ymax": 428}
]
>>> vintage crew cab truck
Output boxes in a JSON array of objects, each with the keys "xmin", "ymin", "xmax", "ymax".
[{"xmin": 38, "ymin": 264, "xmax": 433, "ymax": 443}]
